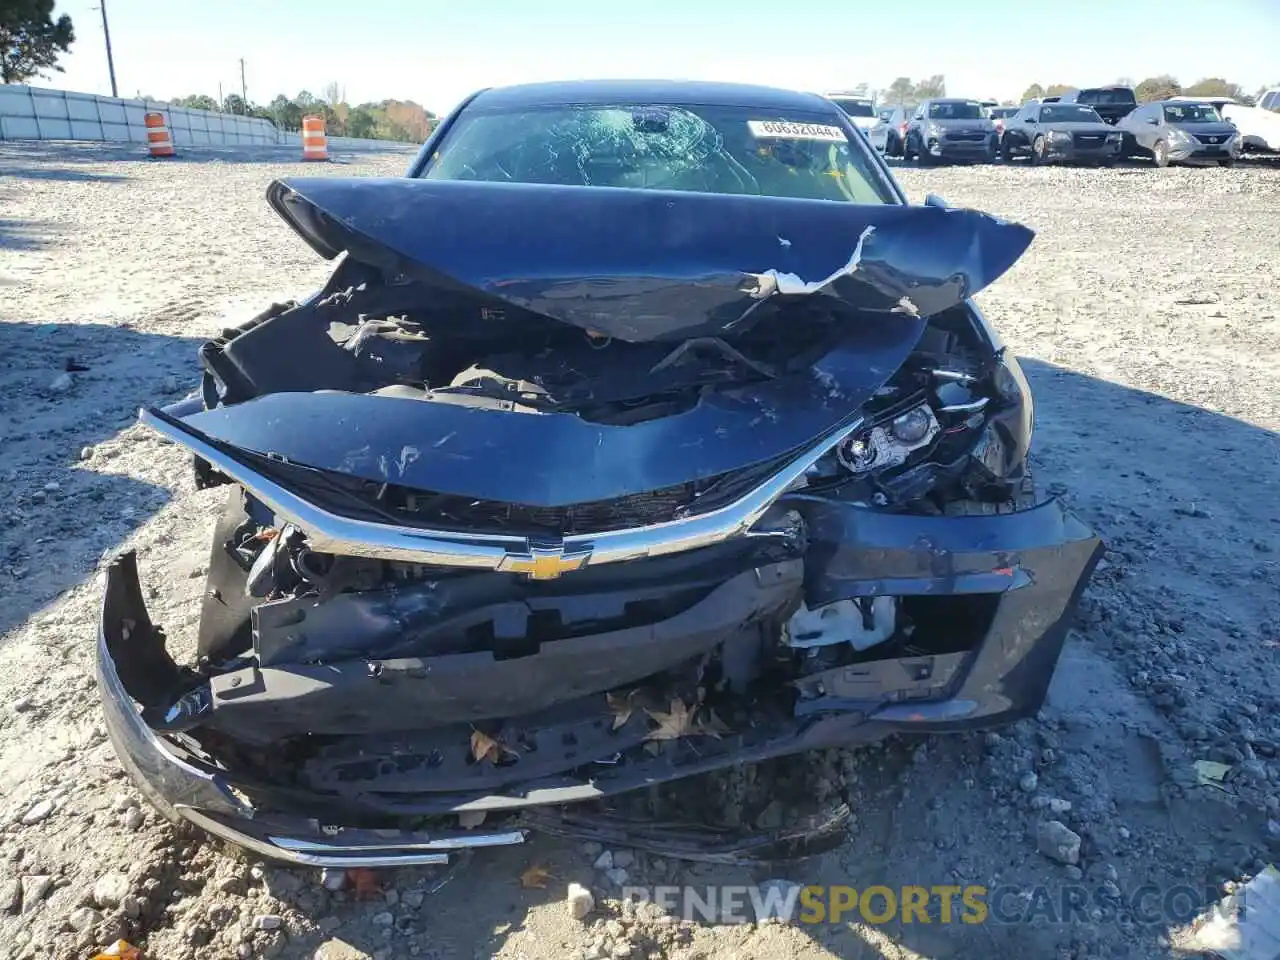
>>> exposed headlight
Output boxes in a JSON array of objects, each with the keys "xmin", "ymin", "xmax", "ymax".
[
  {"xmin": 926, "ymin": 122, "xmax": 944, "ymax": 138},
  {"xmin": 1168, "ymin": 128, "xmax": 1193, "ymax": 145},
  {"xmin": 891, "ymin": 407, "xmax": 933, "ymax": 444},
  {"xmin": 1047, "ymin": 130, "xmax": 1071, "ymax": 141},
  {"xmin": 1105, "ymin": 132, "xmax": 1121, "ymax": 142},
  {"xmin": 839, "ymin": 404, "xmax": 940, "ymax": 476}
]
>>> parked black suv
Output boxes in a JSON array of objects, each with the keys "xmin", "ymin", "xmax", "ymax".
[
  {"xmin": 1054, "ymin": 87, "xmax": 1137, "ymax": 126},
  {"xmin": 1001, "ymin": 101, "xmax": 1123, "ymax": 165},
  {"xmin": 903, "ymin": 98, "xmax": 997, "ymax": 164}
]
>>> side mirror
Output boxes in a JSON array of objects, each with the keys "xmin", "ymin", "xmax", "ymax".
[
  {"xmin": 1147, "ymin": 117, "xmax": 1159, "ymax": 125},
  {"xmin": 924, "ymin": 193, "xmax": 949, "ymax": 209},
  {"xmin": 1025, "ymin": 117, "xmax": 1037, "ymax": 123}
]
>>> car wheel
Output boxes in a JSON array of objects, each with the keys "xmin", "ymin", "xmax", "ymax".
[
  {"xmin": 1152, "ymin": 139, "xmax": 1170, "ymax": 167},
  {"xmin": 1030, "ymin": 135, "xmax": 1047, "ymax": 165},
  {"xmin": 1218, "ymin": 158, "xmax": 1234, "ymax": 168},
  {"xmin": 902, "ymin": 135, "xmax": 913, "ymax": 161},
  {"xmin": 1000, "ymin": 135, "xmax": 1014, "ymax": 161},
  {"xmin": 984, "ymin": 137, "xmax": 998, "ymax": 164}
]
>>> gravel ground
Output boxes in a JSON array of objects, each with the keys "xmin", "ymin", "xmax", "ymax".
[{"xmin": 0, "ymin": 141, "xmax": 1277, "ymax": 960}]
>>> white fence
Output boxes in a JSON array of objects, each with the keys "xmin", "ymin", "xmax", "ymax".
[{"xmin": 0, "ymin": 83, "xmax": 281, "ymax": 145}]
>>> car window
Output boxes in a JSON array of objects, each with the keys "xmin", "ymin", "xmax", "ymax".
[
  {"xmin": 830, "ymin": 98, "xmax": 876, "ymax": 118},
  {"xmin": 418, "ymin": 102, "xmax": 894, "ymax": 204},
  {"xmin": 1076, "ymin": 88, "xmax": 1136, "ymax": 106},
  {"xmin": 1261, "ymin": 91, "xmax": 1280, "ymax": 111},
  {"xmin": 1163, "ymin": 103, "xmax": 1223, "ymax": 123},
  {"xmin": 1041, "ymin": 104, "xmax": 1104, "ymax": 123},
  {"xmin": 927, "ymin": 101, "xmax": 984, "ymax": 120}
]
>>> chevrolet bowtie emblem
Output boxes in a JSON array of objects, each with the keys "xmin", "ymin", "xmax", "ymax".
[{"xmin": 497, "ymin": 544, "xmax": 592, "ymax": 580}]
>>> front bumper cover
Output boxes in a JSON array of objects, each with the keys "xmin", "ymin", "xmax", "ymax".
[{"xmin": 98, "ymin": 496, "xmax": 1101, "ymax": 865}]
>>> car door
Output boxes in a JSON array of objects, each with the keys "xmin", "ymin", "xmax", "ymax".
[
  {"xmin": 1128, "ymin": 104, "xmax": 1156, "ymax": 151},
  {"xmin": 1014, "ymin": 104, "xmax": 1041, "ymax": 149}
]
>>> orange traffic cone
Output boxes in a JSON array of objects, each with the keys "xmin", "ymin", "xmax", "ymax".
[
  {"xmin": 145, "ymin": 112, "xmax": 175, "ymax": 158},
  {"xmin": 302, "ymin": 115, "xmax": 328, "ymax": 161}
]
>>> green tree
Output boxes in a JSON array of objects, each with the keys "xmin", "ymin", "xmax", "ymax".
[
  {"xmin": 174, "ymin": 94, "xmax": 218, "ymax": 111},
  {"xmin": 1044, "ymin": 83, "xmax": 1072, "ymax": 97},
  {"xmin": 222, "ymin": 93, "xmax": 249, "ymax": 115},
  {"xmin": 268, "ymin": 93, "xmax": 302, "ymax": 131},
  {"xmin": 1184, "ymin": 77, "xmax": 1245, "ymax": 100},
  {"xmin": 885, "ymin": 76, "xmax": 914, "ymax": 106},
  {"xmin": 1135, "ymin": 75, "xmax": 1181, "ymax": 102},
  {"xmin": 0, "ymin": 0, "xmax": 74, "ymax": 84},
  {"xmin": 912, "ymin": 74, "xmax": 945, "ymax": 99},
  {"xmin": 347, "ymin": 105, "xmax": 377, "ymax": 139},
  {"xmin": 1021, "ymin": 82, "xmax": 1045, "ymax": 102}
]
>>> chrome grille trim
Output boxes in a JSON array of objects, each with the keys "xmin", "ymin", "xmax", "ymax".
[{"xmin": 140, "ymin": 408, "xmax": 864, "ymax": 572}]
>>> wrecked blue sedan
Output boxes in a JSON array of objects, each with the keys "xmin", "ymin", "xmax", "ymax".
[{"xmin": 99, "ymin": 80, "xmax": 1101, "ymax": 867}]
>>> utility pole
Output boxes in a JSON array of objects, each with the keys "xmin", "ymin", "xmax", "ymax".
[
  {"xmin": 239, "ymin": 59, "xmax": 248, "ymax": 108},
  {"xmin": 99, "ymin": 0, "xmax": 118, "ymax": 98}
]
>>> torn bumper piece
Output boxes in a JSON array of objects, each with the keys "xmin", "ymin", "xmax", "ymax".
[{"xmin": 98, "ymin": 489, "xmax": 1100, "ymax": 865}]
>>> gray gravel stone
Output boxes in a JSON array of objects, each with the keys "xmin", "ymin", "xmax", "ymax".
[
  {"xmin": 370, "ymin": 910, "xmax": 394, "ymax": 927},
  {"xmin": 92, "ymin": 871, "xmax": 130, "ymax": 909},
  {"xmin": 67, "ymin": 906, "xmax": 101, "ymax": 931},
  {"xmin": 253, "ymin": 914, "xmax": 283, "ymax": 930},
  {"xmin": 20, "ymin": 799, "xmax": 54, "ymax": 825},
  {"xmin": 593, "ymin": 850, "xmax": 613, "ymax": 870},
  {"xmin": 20, "ymin": 875, "xmax": 53, "ymax": 913},
  {"xmin": 566, "ymin": 882, "xmax": 594, "ymax": 920},
  {"xmin": 1037, "ymin": 820, "xmax": 1082, "ymax": 865}
]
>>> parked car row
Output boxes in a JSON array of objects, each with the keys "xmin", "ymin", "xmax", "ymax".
[{"xmin": 826, "ymin": 85, "xmax": 1280, "ymax": 168}]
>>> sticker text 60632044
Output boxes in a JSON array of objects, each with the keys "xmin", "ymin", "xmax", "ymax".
[{"xmin": 747, "ymin": 120, "xmax": 846, "ymax": 142}]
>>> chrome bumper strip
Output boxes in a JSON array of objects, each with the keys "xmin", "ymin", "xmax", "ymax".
[
  {"xmin": 140, "ymin": 408, "xmax": 862, "ymax": 571},
  {"xmin": 178, "ymin": 807, "xmax": 528, "ymax": 867}
]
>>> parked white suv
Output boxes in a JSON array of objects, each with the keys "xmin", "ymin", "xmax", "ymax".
[{"xmin": 825, "ymin": 93, "xmax": 887, "ymax": 152}]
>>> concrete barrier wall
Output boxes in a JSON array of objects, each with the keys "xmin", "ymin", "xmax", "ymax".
[{"xmin": 0, "ymin": 84, "xmax": 281, "ymax": 144}]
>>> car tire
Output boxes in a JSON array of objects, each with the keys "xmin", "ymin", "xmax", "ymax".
[
  {"xmin": 1152, "ymin": 139, "xmax": 1170, "ymax": 167},
  {"xmin": 1000, "ymin": 135, "xmax": 1016, "ymax": 161},
  {"xmin": 1218, "ymin": 158, "xmax": 1234, "ymax": 168},
  {"xmin": 1030, "ymin": 135, "xmax": 1047, "ymax": 165},
  {"xmin": 902, "ymin": 135, "xmax": 914, "ymax": 161}
]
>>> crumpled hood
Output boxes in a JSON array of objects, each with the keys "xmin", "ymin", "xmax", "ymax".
[{"xmin": 267, "ymin": 178, "xmax": 1033, "ymax": 343}]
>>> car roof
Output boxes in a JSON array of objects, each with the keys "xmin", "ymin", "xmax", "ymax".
[
  {"xmin": 1168, "ymin": 94, "xmax": 1238, "ymax": 104},
  {"xmin": 467, "ymin": 79, "xmax": 836, "ymax": 113},
  {"xmin": 826, "ymin": 92, "xmax": 873, "ymax": 100}
]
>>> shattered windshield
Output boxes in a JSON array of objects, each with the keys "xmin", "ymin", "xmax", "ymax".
[
  {"xmin": 1163, "ymin": 103, "xmax": 1223, "ymax": 123},
  {"xmin": 419, "ymin": 103, "xmax": 892, "ymax": 204},
  {"xmin": 1041, "ymin": 105, "xmax": 1103, "ymax": 123}
]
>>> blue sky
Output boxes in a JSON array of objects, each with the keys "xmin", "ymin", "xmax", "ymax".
[{"xmin": 50, "ymin": 0, "xmax": 1280, "ymax": 114}]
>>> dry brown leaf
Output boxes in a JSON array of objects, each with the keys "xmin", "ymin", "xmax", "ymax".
[
  {"xmin": 348, "ymin": 867, "xmax": 382, "ymax": 899},
  {"xmin": 607, "ymin": 690, "xmax": 639, "ymax": 730},
  {"xmin": 470, "ymin": 728, "xmax": 502, "ymax": 764},
  {"xmin": 519, "ymin": 864, "xmax": 553, "ymax": 889},
  {"xmin": 644, "ymin": 698, "xmax": 695, "ymax": 741}
]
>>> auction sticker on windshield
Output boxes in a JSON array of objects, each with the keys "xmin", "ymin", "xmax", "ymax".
[{"xmin": 748, "ymin": 120, "xmax": 846, "ymax": 141}]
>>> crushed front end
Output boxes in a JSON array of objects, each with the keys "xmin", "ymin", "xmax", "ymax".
[{"xmin": 99, "ymin": 178, "xmax": 1101, "ymax": 866}]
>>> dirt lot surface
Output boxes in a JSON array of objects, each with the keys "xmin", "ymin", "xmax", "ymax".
[{"xmin": 1, "ymin": 141, "xmax": 1278, "ymax": 960}]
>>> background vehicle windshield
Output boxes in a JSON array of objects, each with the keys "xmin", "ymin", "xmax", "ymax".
[
  {"xmin": 420, "ymin": 103, "xmax": 893, "ymax": 204},
  {"xmin": 877, "ymin": 107, "xmax": 895, "ymax": 121},
  {"xmin": 1077, "ymin": 89, "xmax": 1136, "ymax": 105},
  {"xmin": 1163, "ymin": 103, "xmax": 1223, "ymax": 123},
  {"xmin": 830, "ymin": 98, "xmax": 876, "ymax": 118},
  {"xmin": 927, "ymin": 101, "xmax": 984, "ymax": 120},
  {"xmin": 1041, "ymin": 105, "xmax": 1103, "ymax": 123},
  {"xmin": 989, "ymin": 107, "xmax": 1019, "ymax": 119}
]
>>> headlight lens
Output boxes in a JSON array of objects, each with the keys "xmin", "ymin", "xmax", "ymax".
[
  {"xmin": 1047, "ymin": 130, "xmax": 1071, "ymax": 141},
  {"xmin": 1106, "ymin": 132, "xmax": 1121, "ymax": 142}
]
